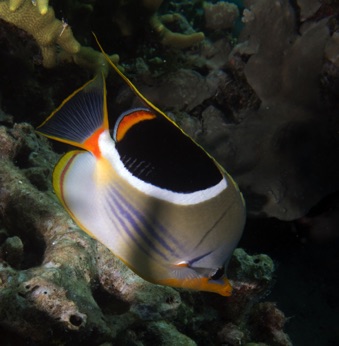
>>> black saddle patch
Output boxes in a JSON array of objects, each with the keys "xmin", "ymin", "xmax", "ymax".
[{"xmin": 115, "ymin": 112, "xmax": 223, "ymax": 193}]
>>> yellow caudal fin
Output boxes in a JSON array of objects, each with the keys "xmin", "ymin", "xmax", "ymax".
[{"xmin": 37, "ymin": 74, "xmax": 109, "ymax": 155}]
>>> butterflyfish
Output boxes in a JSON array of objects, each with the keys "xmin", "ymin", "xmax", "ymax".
[{"xmin": 37, "ymin": 50, "xmax": 245, "ymax": 296}]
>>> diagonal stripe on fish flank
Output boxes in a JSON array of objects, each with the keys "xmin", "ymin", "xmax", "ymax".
[
  {"xmin": 108, "ymin": 189, "xmax": 178, "ymax": 260},
  {"xmin": 107, "ymin": 188, "xmax": 170, "ymax": 261},
  {"xmin": 102, "ymin": 195, "xmax": 125, "ymax": 239},
  {"xmin": 112, "ymin": 187, "xmax": 186, "ymax": 259},
  {"xmin": 104, "ymin": 191, "xmax": 154, "ymax": 261},
  {"xmin": 105, "ymin": 187, "xmax": 165, "ymax": 262}
]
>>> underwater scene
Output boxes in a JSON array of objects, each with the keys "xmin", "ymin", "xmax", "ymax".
[{"xmin": 0, "ymin": 0, "xmax": 339, "ymax": 345}]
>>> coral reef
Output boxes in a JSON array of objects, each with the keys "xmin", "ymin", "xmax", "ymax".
[
  {"xmin": 0, "ymin": 0, "xmax": 338, "ymax": 344},
  {"xmin": 0, "ymin": 121, "xmax": 286, "ymax": 344}
]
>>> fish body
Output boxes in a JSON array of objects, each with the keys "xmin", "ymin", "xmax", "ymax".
[{"xmin": 37, "ymin": 56, "xmax": 245, "ymax": 296}]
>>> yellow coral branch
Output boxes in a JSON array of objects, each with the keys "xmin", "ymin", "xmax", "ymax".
[
  {"xmin": 35, "ymin": 0, "xmax": 49, "ymax": 15},
  {"xmin": 150, "ymin": 14, "xmax": 205, "ymax": 49},
  {"xmin": 8, "ymin": 0, "xmax": 24, "ymax": 12},
  {"xmin": 0, "ymin": 0, "xmax": 80, "ymax": 67}
]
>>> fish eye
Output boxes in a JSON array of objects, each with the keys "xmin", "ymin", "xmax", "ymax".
[{"xmin": 209, "ymin": 267, "xmax": 224, "ymax": 280}]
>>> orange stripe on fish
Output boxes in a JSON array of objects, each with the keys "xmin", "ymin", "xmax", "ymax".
[
  {"xmin": 158, "ymin": 277, "xmax": 233, "ymax": 296},
  {"xmin": 115, "ymin": 110, "xmax": 156, "ymax": 142},
  {"xmin": 83, "ymin": 127, "xmax": 105, "ymax": 157}
]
